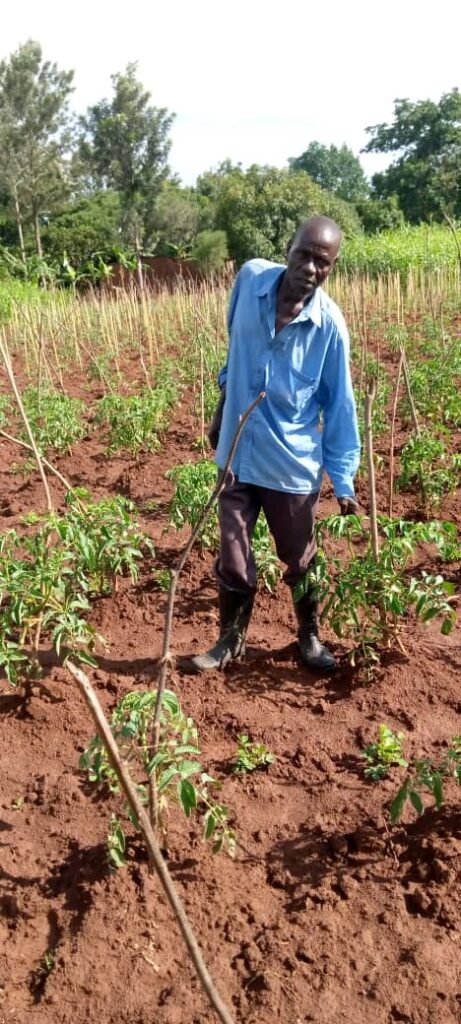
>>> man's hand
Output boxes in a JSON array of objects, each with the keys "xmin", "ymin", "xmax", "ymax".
[
  {"xmin": 207, "ymin": 390, "xmax": 226, "ymax": 451},
  {"xmin": 338, "ymin": 496, "xmax": 360, "ymax": 516}
]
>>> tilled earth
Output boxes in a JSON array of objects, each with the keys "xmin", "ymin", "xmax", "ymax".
[{"xmin": 1, "ymin": 371, "xmax": 461, "ymax": 1024}]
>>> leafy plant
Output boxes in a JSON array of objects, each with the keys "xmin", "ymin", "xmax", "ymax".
[
  {"xmin": 81, "ymin": 688, "xmax": 235, "ymax": 860},
  {"xmin": 362, "ymin": 725, "xmax": 408, "ymax": 780},
  {"xmin": 0, "ymin": 491, "xmax": 155, "ymax": 684},
  {"xmin": 398, "ymin": 430, "xmax": 461, "ymax": 509},
  {"xmin": 390, "ymin": 736, "xmax": 461, "ymax": 822},
  {"xmin": 153, "ymin": 568, "xmax": 172, "ymax": 591},
  {"xmin": 294, "ymin": 515, "xmax": 457, "ymax": 669},
  {"xmin": 0, "ymin": 393, "xmax": 11, "ymax": 428},
  {"xmin": 167, "ymin": 459, "xmax": 219, "ymax": 548},
  {"xmin": 95, "ymin": 359, "xmax": 181, "ymax": 454},
  {"xmin": 355, "ymin": 356, "xmax": 390, "ymax": 442},
  {"xmin": 233, "ymin": 734, "xmax": 276, "ymax": 774},
  {"xmin": 21, "ymin": 386, "xmax": 86, "ymax": 454}
]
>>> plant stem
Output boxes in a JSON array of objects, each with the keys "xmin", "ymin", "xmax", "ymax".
[
  {"xmin": 67, "ymin": 660, "xmax": 235, "ymax": 1024},
  {"xmin": 149, "ymin": 392, "xmax": 266, "ymax": 823}
]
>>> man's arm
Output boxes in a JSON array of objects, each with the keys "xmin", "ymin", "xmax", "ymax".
[
  {"xmin": 318, "ymin": 322, "xmax": 361, "ymax": 511},
  {"xmin": 206, "ymin": 269, "xmax": 242, "ymax": 450}
]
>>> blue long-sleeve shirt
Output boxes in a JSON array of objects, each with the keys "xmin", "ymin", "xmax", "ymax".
[{"xmin": 215, "ymin": 258, "xmax": 360, "ymax": 497}]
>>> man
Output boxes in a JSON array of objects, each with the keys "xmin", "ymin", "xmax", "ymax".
[{"xmin": 190, "ymin": 216, "xmax": 360, "ymax": 674}]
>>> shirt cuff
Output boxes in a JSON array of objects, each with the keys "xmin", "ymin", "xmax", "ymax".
[{"xmin": 329, "ymin": 473, "xmax": 356, "ymax": 499}]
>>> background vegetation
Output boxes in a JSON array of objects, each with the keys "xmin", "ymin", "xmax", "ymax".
[{"xmin": 0, "ymin": 39, "xmax": 459, "ymax": 282}]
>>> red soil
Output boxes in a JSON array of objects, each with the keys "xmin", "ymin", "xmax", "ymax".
[{"xmin": 1, "ymin": 368, "xmax": 461, "ymax": 1024}]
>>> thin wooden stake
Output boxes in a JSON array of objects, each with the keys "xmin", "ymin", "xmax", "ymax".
[
  {"xmin": 388, "ymin": 353, "xmax": 404, "ymax": 518},
  {"xmin": 0, "ymin": 333, "xmax": 54, "ymax": 513},
  {"xmin": 0, "ymin": 429, "xmax": 73, "ymax": 492},
  {"xmin": 67, "ymin": 660, "xmax": 235, "ymax": 1024},
  {"xmin": 364, "ymin": 380, "xmax": 380, "ymax": 558}
]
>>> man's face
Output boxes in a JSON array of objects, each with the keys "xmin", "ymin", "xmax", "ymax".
[{"xmin": 286, "ymin": 227, "xmax": 339, "ymax": 297}]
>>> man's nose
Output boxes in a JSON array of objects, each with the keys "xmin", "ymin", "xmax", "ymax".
[{"xmin": 304, "ymin": 256, "xmax": 316, "ymax": 275}]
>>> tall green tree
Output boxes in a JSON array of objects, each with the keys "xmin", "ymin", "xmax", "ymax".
[
  {"xmin": 79, "ymin": 63, "xmax": 174, "ymax": 253},
  {"xmin": 196, "ymin": 164, "xmax": 361, "ymax": 265},
  {"xmin": 364, "ymin": 90, "xmax": 461, "ymax": 222},
  {"xmin": 0, "ymin": 40, "xmax": 74, "ymax": 259},
  {"xmin": 288, "ymin": 143, "xmax": 369, "ymax": 203}
]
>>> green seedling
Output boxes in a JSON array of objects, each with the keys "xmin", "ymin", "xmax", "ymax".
[
  {"xmin": 153, "ymin": 568, "xmax": 172, "ymax": 591},
  {"xmin": 233, "ymin": 734, "xmax": 276, "ymax": 774},
  {"xmin": 81, "ymin": 688, "xmax": 236, "ymax": 862},
  {"xmin": 107, "ymin": 814, "xmax": 126, "ymax": 869},
  {"xmin": 362, "ymin": 725, "xmax": 408, "ymax": 780},
  {"xmin": 390, "ymin": 736, "xmax": 461, "ymax": 823}
]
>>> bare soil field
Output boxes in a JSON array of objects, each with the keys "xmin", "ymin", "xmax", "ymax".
[{"xmin": 1, "ymin": 358, "xmax": 461, "ymax": 1024}]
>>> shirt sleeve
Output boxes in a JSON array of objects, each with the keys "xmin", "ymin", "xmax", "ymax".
[
  {"xmin": 318, "ymin": 321, "xmax": 361, "ymax": 498},
  {"xmin": 217, "ymin": 268, "xmax": 243, "ymax": 391}
]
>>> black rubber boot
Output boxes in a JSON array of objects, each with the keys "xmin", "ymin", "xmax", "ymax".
[
  {"xmin": 292, "ymin": 588, "xmax": 336, "ymax": 673},
  {"xmin": 189, "ymin": 586, "xmax": 255, "ymax": 672}
]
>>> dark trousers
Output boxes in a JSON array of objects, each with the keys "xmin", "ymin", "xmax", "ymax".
[{"xmin": 216, "ymin": 471, "xmax": 319, "ymax": 593}]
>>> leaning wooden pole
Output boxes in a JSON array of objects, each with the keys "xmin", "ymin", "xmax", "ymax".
[{"xmin": 67, "ymin": 660, "xmax": 235, "ymax": 1024}]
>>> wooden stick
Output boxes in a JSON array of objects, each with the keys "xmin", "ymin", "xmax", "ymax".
[
  {"xmin": 399, "ymin": 345, "xmax": 427, "ymax": 512},
  {"xmin": 364, "ymin": 380, "xmax": 380, "ymax": 557},
  {"xmin": 388, "ymin": 353, "xmax": 403, "ymax": 518},
  {"xmin": 0, "ymin": 428, "xmax": 73, "ymax": 492},
  {"xmin": 0, "ymin": 333, "xmax": 54, "ymax": 513},
  {"xmin": 67, "ymin": 660, "xmax": 235, "ymax": 1024}
]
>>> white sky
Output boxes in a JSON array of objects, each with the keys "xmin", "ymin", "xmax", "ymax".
[{"xmin": 2, "ymin": 0, "xmax": 460, "ymax": 185}]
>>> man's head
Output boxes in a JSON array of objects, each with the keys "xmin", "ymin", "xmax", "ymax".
[{"xmin": 285, "ymin": 216, "xmax": 342, "ymax": 299}]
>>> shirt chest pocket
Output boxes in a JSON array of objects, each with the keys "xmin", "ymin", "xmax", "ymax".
[{"xmin": 269, "ymin": 363, "xmax": 318, "ymax": 416}]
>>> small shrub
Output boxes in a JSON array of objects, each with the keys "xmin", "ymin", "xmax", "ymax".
[
  {"xmin": 21, "ymin": 386, "xmax": 86, "ymax": 454},
  {"xmin": 81, "ymin": 689, "xmax": 236, "ymax": 860}
]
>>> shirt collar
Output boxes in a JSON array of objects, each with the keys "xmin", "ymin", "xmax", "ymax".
[{"xmin": 255, "ymin": 265, "xmax": 323, "ymax": 328}]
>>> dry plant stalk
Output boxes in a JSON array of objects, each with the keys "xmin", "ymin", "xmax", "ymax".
[
  {"xmin": 66, "ymin": 661, "xmax": 235, "ymax": 1024},
  {"xmin": 388, "ymin": 353, "xmax": 404, "ymax": 518},
  {"xmin": 0, "ymin": 429, "xmax": 73, "ymax": 491},
  {"xmin": 364, "ymin": 380, "xmax": 380, "ymax": 558},
  {"xmin": 0, "ymin": 332, "xmax": 54, "ymax": 513}
]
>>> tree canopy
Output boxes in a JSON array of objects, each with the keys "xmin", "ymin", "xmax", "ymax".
[
  {"xmin": 288, "ymin": 143, "xmax": 369, "ymax": 203},
  {"xmin": 196, "ymin": 164, "xmax": 361, "ymax": 265},
  {"xmin": 0, "ymin": 39, "xmax": 73, "ymax": 260},
  {"xmin": 78, "ymin": 63, "xmax": 174, "ymax": 251},
  {"xmin": 365, "ymin": 89, "xmax": 461, "ymax": 221}
]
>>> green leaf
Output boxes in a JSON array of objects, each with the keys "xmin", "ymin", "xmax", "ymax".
[
  {"xmin": 108, "ymin": 846, "xmax": 126, "ymax": 869},
  {"xmin": 432, "ymin": 773, "xmax": 444, "ymax": 808},
  {"xmin": 178, "ymin": 760, "xmax": 202, "ymax": 778},
  {"xmin": 179, "ymin": 779, "xmax": 197, "ymax": 816},
  {"xmin": 204, "ymin": 810, "xmax": 217, "ymax": 839},
  {"xmin": 390, "ymin": 781, "xmax": 410, "ymax": 823},
  {"xmin": 409, "ymin": 789, "xmax": 424, "ymax": 815}
]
